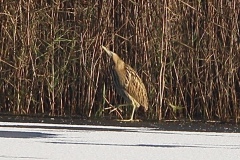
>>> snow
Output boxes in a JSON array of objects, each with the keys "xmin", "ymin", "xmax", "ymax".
[{"xmin": 0, "ymin": 122, "xmax": 239, "ymax": 160}]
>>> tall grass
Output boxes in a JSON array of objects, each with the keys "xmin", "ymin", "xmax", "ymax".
[{"xmin": 0, "ymin": 0, "xmax": 239, "ymax": 122}]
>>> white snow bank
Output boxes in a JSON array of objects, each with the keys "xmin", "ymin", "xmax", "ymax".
[{"xmin": 0, "ymin": 122, "xmax": 239, "ymax": 160}]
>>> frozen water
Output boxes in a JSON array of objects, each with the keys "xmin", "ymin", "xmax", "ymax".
[{"xmin": 0, "ymin": 122, "xmax": 239, "ymax": 160}]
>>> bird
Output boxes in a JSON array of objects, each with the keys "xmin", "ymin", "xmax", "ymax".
[{"xmin": 102, "ymin": 45, "xmax": 148, "ymax": 121}]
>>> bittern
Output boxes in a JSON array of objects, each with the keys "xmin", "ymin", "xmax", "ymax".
[{"xmin": 102, "ymin": 45, "xmax": 148, "ymax": 121}]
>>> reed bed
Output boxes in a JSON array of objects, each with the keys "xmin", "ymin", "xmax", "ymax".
[{"xmin": 0, "ymin": 0, "xmax": 239, "ymax": 122}]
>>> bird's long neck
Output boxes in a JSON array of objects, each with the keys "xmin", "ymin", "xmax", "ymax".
[{"xmin": 112, "ymin": 53, "xmax": 125, "ymax": 71}]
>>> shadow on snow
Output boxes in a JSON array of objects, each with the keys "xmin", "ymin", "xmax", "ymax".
[
  {"xmin": 46, "ymin": 141, "xmax": 240, "ymax": 149},
  {"xmin": 0, "ymin": 131, "xmax": 56, "ymax": 139}
]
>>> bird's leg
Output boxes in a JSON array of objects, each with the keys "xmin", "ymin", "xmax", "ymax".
[
  {"xmin": 104, "ymin": 100, "xmax": 133, "ymax": 120},
  {"xmin": 129, "ymin": 104, "xmax": 136, "ymax": 121},
  {"xmin": 104, "ymin": 98, "xmax": 140, "ymax": 121},
  {"xmin": 119, "ymin": 104, "xmax": 141, "ymax": 122}
]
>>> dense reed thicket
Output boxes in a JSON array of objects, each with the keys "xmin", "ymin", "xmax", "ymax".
[{"xmin": 0, "ymin": 0, "xmax": 239, "ymax": 122}]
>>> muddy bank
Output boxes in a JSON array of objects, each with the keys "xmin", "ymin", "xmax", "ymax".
[{"xmin": 0, "ymin": 114, "xmax": 239, "ymax": 133}]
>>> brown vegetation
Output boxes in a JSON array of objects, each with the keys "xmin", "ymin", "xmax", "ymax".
[{"xmin": 0, "ymin": 0, "xmax": 239, "ymax": 122}]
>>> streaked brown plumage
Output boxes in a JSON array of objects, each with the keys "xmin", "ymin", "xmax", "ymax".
[{"xmin": 102, "ymin": 45, "xmax": 148, "ymax": 121}]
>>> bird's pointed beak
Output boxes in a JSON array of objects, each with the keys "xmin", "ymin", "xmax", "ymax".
[{"xmin": 102, "ymin": 45, "xmax": 113, "ymax": 57}]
